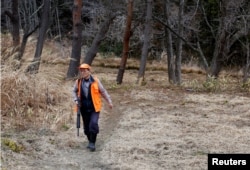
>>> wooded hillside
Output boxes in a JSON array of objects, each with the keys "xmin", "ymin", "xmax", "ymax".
[{"xmin": 1, "ymin": 0, "xmax": 249, "ymax": 83}]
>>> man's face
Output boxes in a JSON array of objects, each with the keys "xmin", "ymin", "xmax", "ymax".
[{"xmin": 80, "ymin": 68, "xmax": 90, "ymax": 79}]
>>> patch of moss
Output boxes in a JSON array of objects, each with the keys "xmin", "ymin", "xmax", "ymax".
[
  {"xmin": 1, "ymin": 138, "xmax": 24, "ymax": 153},
  {"xmin": 61, "ymin": 124, "xmax": 70, "ymax": 131}
]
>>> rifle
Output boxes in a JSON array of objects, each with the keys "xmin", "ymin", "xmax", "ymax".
[{"xmin": 76, "ymin": 99, "xmax": 81, "ymax": 136}]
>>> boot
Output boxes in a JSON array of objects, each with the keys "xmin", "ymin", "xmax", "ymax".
[
  {"xmin": 86, "ymin": 134, "xmax": 91, "ymax": 149},
  {"xmin": 88, "ymin": 142, "xmax": 95, "ymax": 152},
  {"xmin": 89, "ymin": 133, "xmax": 97, "ymax": 152}
]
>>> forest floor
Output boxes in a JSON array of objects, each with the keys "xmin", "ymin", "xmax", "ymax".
[
  {"xmin": 1, "ymin": 37, "xmax": 250, "ymax": 170},
  {"xmin": 1, "ymin": 65, "xmax": 250, "ymax": 170}
]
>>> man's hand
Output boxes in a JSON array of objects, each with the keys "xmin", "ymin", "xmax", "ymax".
[
  {"xmin": 108, "ymin": 103, "xmax": 113, "ymax": 109},
  {"xmin": 75, "ymin": 100, "xmax": 79, "ymax": 106}
]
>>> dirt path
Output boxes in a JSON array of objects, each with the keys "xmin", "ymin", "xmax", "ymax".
[{"xmin": 1, "ymin": 87, "xmax": 124, "ymax": 170}]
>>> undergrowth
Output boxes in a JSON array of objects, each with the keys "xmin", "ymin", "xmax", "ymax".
[
  {"xmin": 1, "ymin": 61, "xmax": 72, "ymax": 131},
  {"xmin": 182, "ymin": 75, "xmax": 250, "ymax": 93}
]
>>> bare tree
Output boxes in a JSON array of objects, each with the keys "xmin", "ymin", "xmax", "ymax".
[
  {"xmin": 116, "ymin": 0, "xmax": 133, "ymax": 84},
  {"xmin": 209, "ymin": 1, "xmax": 227, "ymax": 78},
  {"xmin": 137, "ymin": 0, "xmax": 153, "ymax": 85},
  {"xmin": 175, "ymin": 0, "xmax": 184, "ymax": 85},
  {"xmin": 164, "ymin": 0, "xmax": 176, "ymax": 84},
  {"xmin": 83, "ymin": 12, "xmax": 119, "ymax": 65},
  {"xmin": 15, "ymin": 1, "xmax": 40, "ymax": 61},
  {"xmin": 243, "ymin": 38, "xmax": 250, "ymax": 83},
  {"xmin": 242, "ymin": 11, "xmax": 250, "ymax": 83},
  {"xmin": 208, "ymin": 0, "xmax": 249, "ymax": 78},
  {"xmin": 66, "ymin": 0, "xmax": 83, "ymax": 79},
  {"xmin": 4, "ymin": 0, "xmax": 20, "ymax": 47},
  {"xmin": 241, "ymin": 2, "xmax": 250, "ymax": 83},
  {"xmin": 26, "ymin": 0, "xmax": 50, "ymax": 74},
  {"xmin": 15, "ymin": 26, "xmax": 39, "ymax": 61}
]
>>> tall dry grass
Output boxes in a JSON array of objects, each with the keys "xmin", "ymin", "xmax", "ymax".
[
  {"xmin": 1, "ymin": 64, "xmax": 72, "ymax": 131},
  {"xmin": 1, "ymin": 35, "xmax": 73, "ymax": 132}
]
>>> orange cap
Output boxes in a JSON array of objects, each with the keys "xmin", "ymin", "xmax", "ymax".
[{"xmin": 79, "ymin": 63, "xmax": 91, "ymax": 70}]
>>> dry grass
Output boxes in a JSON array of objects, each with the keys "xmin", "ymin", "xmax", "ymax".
[
  {"xmin": 1, "ymin": 35, "xmax": 73, "ymax": 132},
  {"xmin": 1, "ymin": 64, "xmax": 72, "ymax": 131},
  {"xmin": 1, "ymin": 34, "xmax": 249, "ymax": 132},
  {"xmin": 100, "ymin": 89, "xmax": 250, "ymax": 170},
  {"xmin": 1, "ymin": 34, "xmax": 249, "ymax": 131}
]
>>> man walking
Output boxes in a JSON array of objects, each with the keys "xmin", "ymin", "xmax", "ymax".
[{"xmin": 73, "ymin": 63, "xmax": 113, "ymax": 151}]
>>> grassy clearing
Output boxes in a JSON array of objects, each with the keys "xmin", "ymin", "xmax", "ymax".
[
  {"xmin": 1, "ymin": 35, "xmax": 250, "ymax": 170},
  {"xmin": 1, "ymin": 34, "xmax": 249, "ymax": 132}
]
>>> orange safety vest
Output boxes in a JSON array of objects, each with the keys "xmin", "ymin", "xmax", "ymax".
[{"xmin": 76, "ymin": 77, "xmax": 102, "ymax": 112}]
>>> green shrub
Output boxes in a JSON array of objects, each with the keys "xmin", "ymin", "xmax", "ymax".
[
  {"xmin": 241, "ymin": 79, "xmax": 250, "ymax": 92},
  {"xmin": 1, "ymin": 138, "xmax": 24, "ymax": 153},
  {"xmin": 203, "ymin": 75, "xmax": 220, "ymax": 92}
]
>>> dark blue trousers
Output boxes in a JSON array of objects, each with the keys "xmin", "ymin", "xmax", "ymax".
[{"xmin": 80, "ymin": 109, "xmax": 100, "ymax": 137}]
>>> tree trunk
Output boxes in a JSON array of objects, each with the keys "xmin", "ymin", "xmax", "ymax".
[
  {"xmin": 165, "ymin": 0, "xmax": 176, "ymax": 84},
  {"xmin": 15, "ymin": 0, "xmax": 40, "ymax": 62},
  {"xmin": 210, "ymin": 30, "xmax": 227, "ymax": 78},
  {"xmin": 26, "ymin": 0, "xmax": 50, "ymax": 74},
  {"xmin": 175, "ymin": 0, "xmax": 184, "ymax": 85},
  {"xmin": 137, "ymin": 0, "xmax": 153, "ymax": 85},
  {"xmin": 243, "ymin": 38, "xmax": 250, "ymax": 83},
  {"xmin": 15, "ymin": 25, "xmax": 39, "ymax": 61},
  {"xmin": 154, "ymin": 14, "xmax": 210, "ymax": 74},
  {"xmin": 196, "ymin": 40, "xmax": 209, "ymax": 72},
  {"xmin": 116, "ymin": 0, "xmax": 133, "ymax": 84},
  {"xmin": 66, "ymin": 0, "xmax": 83, "ymax": 79},
  {"xmin": 84, "ymin": 13, "xmax": 117, "ymax": 65},
  {"xmin": 4, "ymin": 0, "xmax": 20, "ymax": 47},
  {"xmin": 210, "ymin": 0, "xmax": 228, "ymax": 78}
]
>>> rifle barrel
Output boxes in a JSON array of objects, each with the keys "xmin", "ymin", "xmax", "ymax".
[{"xmin": 77, "ymin": 107, "xmax": 81, "ymax": 136}]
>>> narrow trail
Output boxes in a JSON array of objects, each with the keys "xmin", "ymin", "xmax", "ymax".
[
  {"xmin": 33, "ymin": 91, "xmax": 124, "ymax": 170},
  {"xmin": 1, "ymin": 89, "xmax": 124, "ymax": 170}
]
